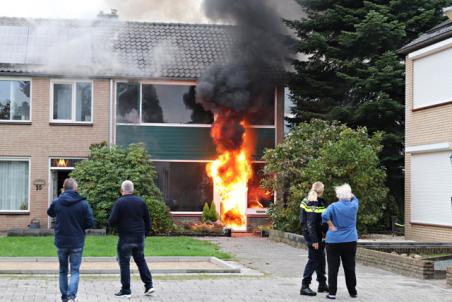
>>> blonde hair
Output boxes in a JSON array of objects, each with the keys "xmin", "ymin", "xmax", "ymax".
[
  {"xmin": 308, "ymin": 181, "xmax": 324, "ymax": 202},
  {"xmin": 335, "ymin": 183, "xmax": 352, "ymax": 200}
]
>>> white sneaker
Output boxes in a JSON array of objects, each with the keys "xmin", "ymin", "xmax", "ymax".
[{"xmin": 145, "ymin": 287, "xmax": 155, "ymax": 296}]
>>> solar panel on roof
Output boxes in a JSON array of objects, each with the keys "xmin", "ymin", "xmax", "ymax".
[{"xmin": 0, "ymin": 25, "xmax": 28, "ymax": 64}]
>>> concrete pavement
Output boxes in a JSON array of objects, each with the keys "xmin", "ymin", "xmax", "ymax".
[{"xmin": 0, "ymin": 237, "xmax": 450, "ymax": 301}]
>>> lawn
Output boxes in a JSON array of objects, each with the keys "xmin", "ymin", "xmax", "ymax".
[{"xmin": 0, "ymin": 236, "xmax": 231, "ymax": 259}]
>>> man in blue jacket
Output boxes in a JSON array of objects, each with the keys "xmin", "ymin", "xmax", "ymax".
[
  {"xmin": 108, "ymin": 180, "xmax": 154, "ymax": 298},
  {"xmin": 47, "ymin": 178, "xmax": 94, "ymax": 302}
]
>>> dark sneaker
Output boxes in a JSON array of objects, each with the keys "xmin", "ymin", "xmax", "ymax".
[
  {"xmin": 300, "ymin": 286, "xmax": 317, "ymax": 296},
  {"xmin": 114, "ymin": 289, "xmax": 132, "ymax": 298},
  {"xmin": 318, "ymin": 283, "xmax": 329, "ymax": 293},
  {"xmin": 350, "ymin": 291, "xmax": 358, "ymax": 298},
  {"xmin": 145, "ymin": 287, "xmax": 155, "ymax": 296},
  {"xmin": 326, "ymin": 294, "xmax": 336, "ymax": 299}
]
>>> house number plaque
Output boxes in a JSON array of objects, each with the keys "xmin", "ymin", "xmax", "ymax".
[{"xmin": 33, "ymin": 179, "xmax": 46, "ymax": 191}]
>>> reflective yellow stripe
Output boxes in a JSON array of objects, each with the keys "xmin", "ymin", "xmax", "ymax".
[{"xmin": 300, "ymin": 200, "xmax": 325, "ymax": 213}]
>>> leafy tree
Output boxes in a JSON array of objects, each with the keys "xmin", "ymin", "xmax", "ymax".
[
  {"xmin": 262, "ymin": 119, "xmax": 389, "ymax": 234},
  {"xmin": 286, "ymin": 0, "xmax": 452, "ymax": 221},
  {"xmin": 70, "ymin": 142, "xmax": 172, "ymax": 233}
]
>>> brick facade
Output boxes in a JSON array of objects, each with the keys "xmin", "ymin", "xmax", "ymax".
[
  {"xmin": 405, "ymin": 50, "xmax": 452, "ymax": 242},
  {"xmin": 0, "ymin": 77, "xmax": 110, "ymax": 231}
]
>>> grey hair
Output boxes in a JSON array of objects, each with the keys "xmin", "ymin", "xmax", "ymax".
[
  {"xmin": 335, "ymin": 183, "xmax": 353, "ymax": 200},
  {"xmin": 121, "ymin": 180, "xmax": 134, "ymax": 194},
  {"xmin": 63, "ymin": 178, "xmax": 78, "ymax": 191}
]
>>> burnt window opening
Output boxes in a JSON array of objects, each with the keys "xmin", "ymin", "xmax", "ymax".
[
  {"xmin": 116, "ymin": 82, "xmax": 140, "ymax": 124},
  {"xmin": 142, "ymin": 84, "xmax": 213, "ymax": 124}
]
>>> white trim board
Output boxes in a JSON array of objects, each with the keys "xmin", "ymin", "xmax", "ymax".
[
  {"xmin": 406, "ymin": 142, "xmax": 452, "ymax": 154},
  {"xmin": 408, "ymin": 37, "xmax": 452, "ymax": 60}
]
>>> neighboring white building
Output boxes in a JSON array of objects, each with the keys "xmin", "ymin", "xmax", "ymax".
[{"xmin": 399, "ymin": 8, "xmax": 452, "ymax": 241}]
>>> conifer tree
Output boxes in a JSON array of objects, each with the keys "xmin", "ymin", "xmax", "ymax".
[{"xmin": 287, "ymin": 0, "xmax": 451, "ymax": 218}]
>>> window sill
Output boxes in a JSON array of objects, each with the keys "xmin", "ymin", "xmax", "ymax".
[
  {"xmin": 0, "ymin": 211, "xmax": 30, "ymax": 215},
  {"xmin": 0, "ymin": 121, "xmax": 32, "ymax": 125},
  {"xmin": 49, "ymin": 122, "xmax": 93, "ymax": 127}
]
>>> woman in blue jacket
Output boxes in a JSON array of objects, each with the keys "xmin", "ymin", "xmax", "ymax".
[{"xmin": 321, "ymin": 183, "xmax": 358, "ymax": 300}]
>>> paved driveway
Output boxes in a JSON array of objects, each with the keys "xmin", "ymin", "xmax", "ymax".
[{"xmin": 0, "ymin": 237, "xmax": 451, "ymax": 302}]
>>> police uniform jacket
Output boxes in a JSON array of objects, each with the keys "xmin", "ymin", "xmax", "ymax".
[{"xmin": 300, "ymin": 197, "xmax": 328, "ymax": 245}]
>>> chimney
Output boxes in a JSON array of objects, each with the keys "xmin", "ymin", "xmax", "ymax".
[
  {"xmin": 443, "ymin": 6, "xmax": 452, "ymax": 21},
  {"xmin": 97, "ymin": 9, "xmax": 119, "ymax": 20}
]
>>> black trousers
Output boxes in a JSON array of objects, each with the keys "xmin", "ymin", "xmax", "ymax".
[
  {"xmin": 326, "ymin": 241, "xmax": 357, "ymax": 296},
  {"xmin": 302, "ymin": 243, "xmax": 326, "ymax": 286},
  {"xmin": 117, "ymin": 239, "xmax": 153, "ymax": 292}
]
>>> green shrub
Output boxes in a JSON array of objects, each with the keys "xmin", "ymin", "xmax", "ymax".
[
  {"xmin": 201, "ymin": 201, "xmax": 218, "ymax": 222},
  {"xmin": 209, "ymin": 201, "xmax": 218, "ymax": 222},
  {"xmin": 70, "ymin": 142, "xmax": 172, "ymax": 233},
  {"xmin": 263, "ymin": 119, "xmax": 389, "ymax": 234},
  {"xmin": 145, "ymin": 197, "xmax": 173, "ymax": 235}
]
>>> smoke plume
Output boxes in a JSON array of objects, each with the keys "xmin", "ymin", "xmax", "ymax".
[{"xmin": 196, "ymin": 0, "xmax": 292, "ymax": 150}]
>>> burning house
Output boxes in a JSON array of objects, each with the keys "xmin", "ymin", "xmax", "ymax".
[{"xmin": 0, "ymin": 1, "xmax": 289, "ymax": 232}]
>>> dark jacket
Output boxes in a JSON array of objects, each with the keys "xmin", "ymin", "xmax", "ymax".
[
  {"xmin": 47, "ymin": 190, "xmax": 94, "ymax": 249},
  {"xmin": 108, "ymin": 194, "xmax": 152, "ymax": 242},
  {"xmin": 300, "ymin": 197, "xmax": 328, "ymax": 245}
]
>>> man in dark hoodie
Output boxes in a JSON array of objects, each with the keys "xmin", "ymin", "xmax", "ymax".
[
  {"xmin": 47, "ymin": 178, "xmax": 94, "ymax": 302},
  {"xmin": 108, "ymin": 180, "xmax": 154, "ymax": 298}
]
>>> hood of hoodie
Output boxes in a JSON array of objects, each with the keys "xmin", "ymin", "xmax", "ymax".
[{"xmin": 58, "ymin": 190, "xmax": 85, "ymax": 206}]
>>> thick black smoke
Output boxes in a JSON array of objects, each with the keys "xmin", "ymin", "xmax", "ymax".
[{"xmin": 196, "ymin": 0, "xmax": 292, "ymax": 150}]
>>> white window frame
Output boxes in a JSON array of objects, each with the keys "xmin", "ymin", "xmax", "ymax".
[
  {"xmin": 0, "ymin": 157, "xmax": 31, "ymax": 213},
  {"xmin": 50, "ymin": 79, "xmax": 94, "ymax": 124},
  {"xmin": 115, "ymin": 80, "xmax": 277, "ymax": 128},
  {"xmin": 0, "ymin": 77, "xmax": 32, "ymax": 123}
]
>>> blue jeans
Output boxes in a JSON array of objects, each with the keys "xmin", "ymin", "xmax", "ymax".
[
  {"xmin": 57, "ymin": 247, "xmax": 83, "ymax": 301},
  {"xmin": 302, "ymin": 243, "xmax": 327, "ymax": 286},
  {"xmin": 117, "ymin": 238, "xmax": 153, "ymax": 293}
]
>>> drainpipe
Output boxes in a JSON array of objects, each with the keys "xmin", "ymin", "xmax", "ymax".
[{"xmin": 109, "ymin": 79, "xmax": 113, "ymax": 147}]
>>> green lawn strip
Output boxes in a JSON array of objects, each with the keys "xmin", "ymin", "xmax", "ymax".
[{"xmin": 0, "ymin": 236, "xmax": 231, "ymax": 259}]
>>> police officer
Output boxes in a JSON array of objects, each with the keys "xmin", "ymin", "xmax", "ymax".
[{"xmin": 300, "ymin": 181, "xmax": 329, "ymax": 296}]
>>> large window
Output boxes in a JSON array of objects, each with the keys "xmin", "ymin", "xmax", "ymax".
[
  {"xmin": 245, "ymin": 88, "xmax": 275, "ymax": 126},
  {"xmin": 0, "ymin": 159, "xmax": 29, "ymax": 211},
  {"xmin": 51, "ymin": 80, "xmax": 92, "ymax": 122},
  {"xmin": 117, "ymin": 83, "xmax": 213, "ymax": 124},
  {"xmin": 0, "ymin": 79, "xmax": 31, "ymax": 121},
  {"xmin": 154, "ymin": 161, "xmax": 213, "ymax": 212},
  {"xmin": 116, "ymin": 83, "xmax": 275, "ymax": 126}
]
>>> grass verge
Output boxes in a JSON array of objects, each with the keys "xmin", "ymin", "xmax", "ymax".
[{"xmin": 0, "ymin": 236, "xmax": 231, "ymax": 259}]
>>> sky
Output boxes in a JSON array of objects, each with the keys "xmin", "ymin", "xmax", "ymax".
[{"xmin": 0, "ymin": 0, "xmax": 304, "ymax": 23}]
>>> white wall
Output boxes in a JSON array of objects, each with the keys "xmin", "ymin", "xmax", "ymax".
[
  {"xmin": 411, "ymin": 151, "xmax": 452, "ymax": 226},
  {"xmin": 413, "ymin": 47, "xmax": 452, "ymax": 109}
]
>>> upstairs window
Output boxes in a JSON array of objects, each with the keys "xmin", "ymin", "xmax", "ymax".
[
  {"xmin": 0, "ymin": 79, "xmax": 31, "ymax": 122},
  {"xmin": 116, "ymin": 83, "xmax": 213, "ymax": 125},
  {"xmin": 51, "ymin": 80, "xmax": 92, "ymax": 122}
]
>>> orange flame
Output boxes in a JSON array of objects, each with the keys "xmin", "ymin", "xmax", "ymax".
[
  {"xmin": 207, "ymin": 111, "xmax": 253, "ymax": 231},
  {"xmin": 248, "ymin": 186, "xmax": 272, "ymax": 209}
]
